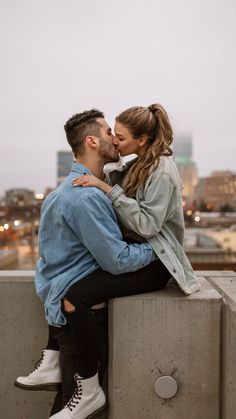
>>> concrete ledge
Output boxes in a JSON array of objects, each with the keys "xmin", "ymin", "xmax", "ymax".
[
  {"xmin": 196, "ymin": 270, "xmax": 236, "ymax": 277},
  {"xmin": 206, "ymin": 273, "xmax": 236, "ymax": 419},
  {"xmin": 1, "ymin": 271, "xmax": 235, "ymax": 419},
  {"xmin": 0, "ymin": 272, "xmax": 54, "ymax": 419},
  {"xmin": 108, "ymin": 278, "xmax": 222, "ymax": 419}
]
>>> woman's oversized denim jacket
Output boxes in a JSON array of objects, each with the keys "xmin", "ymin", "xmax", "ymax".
[{"xmin": 107, "ymin": 156, "xmax": 200, "ymax": 295}]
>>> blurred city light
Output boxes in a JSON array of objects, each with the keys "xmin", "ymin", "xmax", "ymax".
[
  {"xmin": 35, "ymin": 193, "xmax": 44, "ymax": 200},
  {"xmin": 3, "ymin": 224, "xmax": 9, "ymax": 230}
]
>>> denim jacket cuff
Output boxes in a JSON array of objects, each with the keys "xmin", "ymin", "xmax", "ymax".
[{"xmin": 106, "ymin": 184, "xmax": 124, "ymax": 203}]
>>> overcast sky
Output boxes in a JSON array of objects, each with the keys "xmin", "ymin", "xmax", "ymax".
[{"xmin": 1, "ymin": 0, "xmax": 235, "ymax": 195}]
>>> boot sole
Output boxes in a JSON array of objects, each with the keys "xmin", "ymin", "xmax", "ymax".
[
  {"xmin": 14, "ymin": 381, "xmax": 60, "ymax": 391},
  {"xmin": 86, "ymin": 402, "xmax": 107, "ymax": 419}
]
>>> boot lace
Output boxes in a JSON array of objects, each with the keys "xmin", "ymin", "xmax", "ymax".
[
  {"xmin": 66, "ymin": 380, "xmax": 83, "ymax": 411},
  {"xmin": 30, "ymin": 350, "xmax": 45, "ymax": 374}
]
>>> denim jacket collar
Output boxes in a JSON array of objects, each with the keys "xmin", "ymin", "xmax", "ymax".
[{"xmin": 71, "ymin": 162, "xmax": 93, "ymax": 176}]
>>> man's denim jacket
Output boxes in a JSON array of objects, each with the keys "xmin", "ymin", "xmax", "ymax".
[{"xmin": 35, "ymin": 163, "xmax": 154, "ymax": 326}]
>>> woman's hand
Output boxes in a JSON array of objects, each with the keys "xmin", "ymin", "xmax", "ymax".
[{"xmin": 72, "ymin": 175, "xmax": 112, "ymax": 194}]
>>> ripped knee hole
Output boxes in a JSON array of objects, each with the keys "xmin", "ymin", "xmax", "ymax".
[{"xmin": 63, "ymin": 298, "xmax": 76, "ymax": 313}]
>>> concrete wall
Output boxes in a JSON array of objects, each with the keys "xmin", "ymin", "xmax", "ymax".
[
  {"xmin": 108, "ymin": 277, "xmax": 222, "ymax": 419},
  {"xmin": 0, "ymin": 271, "xmax": 236, "ymax": 419},
  {"xmin": 0, "ymin": 271, "xmax": 54, "ymax": 419},
  {"xmin": 207, "ymin": 273, "xmax": 236, "ymax": 419}
]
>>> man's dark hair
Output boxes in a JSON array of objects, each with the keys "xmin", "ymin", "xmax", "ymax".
[{"xmin": 64, "ymin": 109, "xmax": 104, "ymax": 157}]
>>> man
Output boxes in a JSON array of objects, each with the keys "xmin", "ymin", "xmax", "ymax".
[
  {"xmin": 16, "ymin": 109, "xmax": 169, "ymax": 419},
  {"xmin": 15, "ymin": 109, "xmax": 118, "ymax": 414}
]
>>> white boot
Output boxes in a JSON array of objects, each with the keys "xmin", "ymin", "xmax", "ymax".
[
  {"xmin": 49, "ymin": 372, "xmax": 106, "ymax": 419},
  {"xmin": 15, "ymin": 349, "xmax": 61, "ymax": 391}
]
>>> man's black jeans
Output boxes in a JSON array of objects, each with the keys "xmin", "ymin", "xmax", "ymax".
[{"xmin": 64, "ymin": 260, "xmax": 170, "ymax": 379}]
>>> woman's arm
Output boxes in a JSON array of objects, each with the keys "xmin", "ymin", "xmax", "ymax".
[
  {"xmin": 72, "ymin": 171, "xmax": 174, "ymax": 239},
  {"xmin": 72, "ymin": 175, "xmax": 112, "ymax": 194},
  {"xmin": 106, "ymin": 172, "xmax": 174, "ymax": 238}
]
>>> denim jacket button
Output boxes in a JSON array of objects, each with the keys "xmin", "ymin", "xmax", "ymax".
[
  {"xmin": 173, "ymin": 268, "xmax": 177, "ymax": 273},
  {"xmin": 160, "ymin": 249, "xmax": 165, "ymax": 254}
]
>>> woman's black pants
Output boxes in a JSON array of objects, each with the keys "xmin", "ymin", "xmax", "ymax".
[{"xmin": 64, "ymin": 259, "xmax": 170, "ymax": 379}]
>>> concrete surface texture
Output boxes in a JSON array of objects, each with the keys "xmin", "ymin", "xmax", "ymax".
[
  {"xmin": 207, "ymin": 274, "xmax": 236, "ymax": 419},
  {"xmin": 0, "ymin": 270, "xmax": 236, "ymax": 419},
  {"xmin": 108, "ymin": 277, "xmax": 222, "ymax": 419},
  {"xmin": 0, "ymin": 272, "xmax": 54, "ymax": 419},
  {"xmin": 0, "ymin": 271, "xmax": 107, "ymax": 419}
]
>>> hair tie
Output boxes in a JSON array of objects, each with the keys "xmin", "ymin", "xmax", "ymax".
[
  {"xmin": 147, "ymin": 104, "xmax": 159, "ymax": 139},
  {"xmin": 148, "ymin": 104, "xmax": 156, "ymax": 113}
]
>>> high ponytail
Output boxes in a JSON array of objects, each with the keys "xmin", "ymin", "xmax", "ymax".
[{"xmin": 115, "ymin": 103, "xmax": 173, "ymax": 197}]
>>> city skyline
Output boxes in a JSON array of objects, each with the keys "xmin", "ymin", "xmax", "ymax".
[
  {"xmin": 1, "ymin": 144, "xmax": 235, "ymax": 198},
  {"xmin": 1, "ymin": 0, "xmax": 236, "ymax": 195}
]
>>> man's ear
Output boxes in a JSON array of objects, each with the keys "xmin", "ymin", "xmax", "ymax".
[{"xmin": 85, "ymin": 135, "xmax": 98, "ymax": 149}]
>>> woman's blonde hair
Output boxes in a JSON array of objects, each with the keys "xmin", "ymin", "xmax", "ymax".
[{"xmin": 115, "ymin": 104, "xmax": 173, "ymax": 197}]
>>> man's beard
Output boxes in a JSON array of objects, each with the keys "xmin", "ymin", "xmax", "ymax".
[{"xmin": 98, "ymin": 138, "xmax": 120, "ymax": 163}]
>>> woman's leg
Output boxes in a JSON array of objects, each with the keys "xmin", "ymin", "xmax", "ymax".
[
  {"xmin": 64, "ymin": 260, "xmax": 170, "ymax": 378},
  {"xmin": 93, "ymin": 307, "xmax": 108, "ymax": 386}
]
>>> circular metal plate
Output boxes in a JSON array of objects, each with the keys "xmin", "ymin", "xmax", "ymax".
[{"xmin": 154, "ymin": 376, "xmax": 178, "ymax": 399}]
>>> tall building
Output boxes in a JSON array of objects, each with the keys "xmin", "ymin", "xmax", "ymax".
[
  {"xmin": 173, "ymin": 134, "xmax": 198, "ymax": 199},
  {"xmin": 173, "ymin": 134, "xmax": 192, "ymax": 159},
  {"xmin": 57, "ymin": 151, "xmax": 74, "ymax": 185},
  {"xmin": 194, "ymin": 171, "xmax": 236, "ymax": 211}
]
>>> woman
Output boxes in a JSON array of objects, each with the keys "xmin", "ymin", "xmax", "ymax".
[
  {"xmin": 48, "ymin": 103, "xmax": 200, "ymax": 419},
  {"xmin": 73, "ymin": 103, "xmax": 199, "ymax": 296}
]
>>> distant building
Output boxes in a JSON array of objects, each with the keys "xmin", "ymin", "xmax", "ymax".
[
  {"xmin": 194, "ymin": 171, "xmax": 236, "ymax": 211},
  {"xmin": 5, "ymin": 188, "xmax": 35, "ymax": 207},
  {"xmin": 57, "ymin": 151, "xmax": 74, "ymax": 185},
  {"xmin": 173, "ymin": 134, "xmax": 198, "ymax": 199},
  {"xmin": 173, "ymin": 134, "xmax": 192, "ymax": 159}
]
